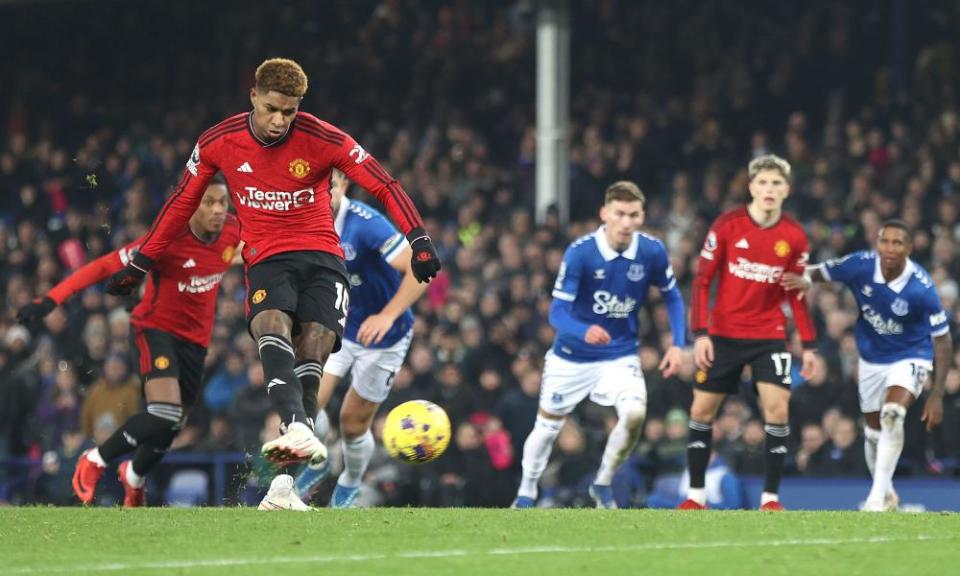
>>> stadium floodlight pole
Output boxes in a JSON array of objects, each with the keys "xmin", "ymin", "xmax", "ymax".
[{"xmin": 535, "ymin": 0, "xmax": 570, "ymax": 225}]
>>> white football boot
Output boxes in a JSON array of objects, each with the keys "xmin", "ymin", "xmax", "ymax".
[
  {"xmin": 261, "ymin": 421, "xmax": 328, "ymax": 465},
  {"xmin": 258, "ymin": 474, "xmax": 312, "ymax": 511}
]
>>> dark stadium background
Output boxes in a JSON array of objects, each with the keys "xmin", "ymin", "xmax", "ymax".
[{"xmin": 1, "ymin": 0, "xmax": 958, "ymax": 509}]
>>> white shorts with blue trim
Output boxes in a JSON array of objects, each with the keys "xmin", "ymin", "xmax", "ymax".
[
  {"xmin": 858, "ymin": 357, "xmax": 930, "ymax": 413},
  {"xmin": 324, "ymin": 329, "xmax": 413, "ymax": 403},
  {"xmin": 539, "ymin": 350, "xmax": 646, "ymax": 416}
]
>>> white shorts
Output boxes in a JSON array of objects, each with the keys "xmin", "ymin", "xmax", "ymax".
[
  {"xmin": 858, "ymin": 357, "xmax": 931, "ymax": 413},
  {"xmin": 539, "ymin": 350, "xmax": 646, "ymax": 415},
  {"xmin": 324, "ymin": 330, "xmax": 413, "ymax": 404}
]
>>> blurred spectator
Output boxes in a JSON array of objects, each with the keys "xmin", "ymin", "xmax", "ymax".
[
  {"xmin": 228, "ymin": 362, "xmax": 269, "ymax": 454},
  {"xmin": 33, "ymin": 362, "xmax": 82, "ymax": 450},
  {"xmin": 203, "ymin": 351, "xmax": 249, "ymax": 414},
  {"xmin": 80, "ymin": 354, "xmax": 140, "ymax": 444}
]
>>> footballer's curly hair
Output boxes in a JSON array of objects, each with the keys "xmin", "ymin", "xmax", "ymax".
[
  {"xmin": 604, "ymin": 180, "xmax": 646, "ymax": 206},
  {"xmin": 255, "ymin": 58, "xmax": 308, "ymax": 98}
]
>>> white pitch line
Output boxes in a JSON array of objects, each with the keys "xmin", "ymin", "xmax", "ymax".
[{"xmin": 7, "ymin": 534, "xmax": 954, "ymax": 574}]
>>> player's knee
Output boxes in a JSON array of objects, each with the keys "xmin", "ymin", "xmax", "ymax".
[
  {"xmin": 339, "ymin": 404, "xmax": 371, "ymax": 439},
  {"xmin": 339, "ymin": 415, "xmax": 368, "ymax": 440},
  {"xmin": 617, "ymin": 400, "xmax": 647, "ymax": 430},
  {"xmin": 762, "ymin": 401, "xmax": 789, "ymax": 424},
  {"xmin": 689, "ymin": 404, "xmax": 716, "ymax": 424},
  {"xmin": 880, "ymin": 403, "xmax": 906, "ymax": 430},
  {"xmin": 250, "ymin": 310, "xmax": 292, "ymax": 340},
  {"xmin": 534, "ymin": 413, "xmax": 564, "ymax": 435},
  {"xmin": 296, "ymin": 323, "xmax": 336, "ymax": 362}
]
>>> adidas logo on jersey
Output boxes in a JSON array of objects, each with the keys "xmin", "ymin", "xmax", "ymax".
[
  {"xmin": 237, "ymin": 162, "xmax": 254, "ymax": 173},
  {"xmin": 735, "ymin": 238, "xmax": 750, "ymax": 249},
  {"xmin": 182, "ymin": 258, "xmax": 196, "ymax": 268}
]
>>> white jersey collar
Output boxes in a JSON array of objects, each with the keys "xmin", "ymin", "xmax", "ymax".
[
  {"xmin": 595, "ymin": 226, "xmax": 638, "ymax": 261},
  {"xmin": 873, "ymin": 256, "xmax": 914, "ymax": 294},
  {"xmin": 334, "ymin": 197, "xmax": 350, "ymax": 236}
]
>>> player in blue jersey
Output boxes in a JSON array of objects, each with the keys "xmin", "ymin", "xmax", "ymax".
[
  {"xmin": 783, "ymin": 220, "xmax": 952, "ymax": 511},
  {"xmin": 291, "ymin": 169, "xmax": 426, "ymax": 508},
  {"xmin": 512, "ymin": 181, "xmax": 686, "ymax": 509}
]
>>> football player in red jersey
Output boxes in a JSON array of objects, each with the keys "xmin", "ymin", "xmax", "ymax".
[
  {"xmin": 678, "ymin": 154, "xmax": 817, "ymax": 511},
  {"xmin": 104, "ymin": 58, "xmax": 439, "ymax": 509},
  {"xmin": 17, "ymin": 181, "xmax": 240, "ymax": 507}
]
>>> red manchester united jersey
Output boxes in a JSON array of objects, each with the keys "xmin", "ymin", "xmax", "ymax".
[
  {"xmin": 692, "ymin": 207, "xmax": 816, "ymax": 345},
  {"xmin": 48, "ymin": 216, "xmax": 241, "ymax": 347},
  {"xmin": 137, "ymin": 112, "xmax": 424, "ymax": 267}
]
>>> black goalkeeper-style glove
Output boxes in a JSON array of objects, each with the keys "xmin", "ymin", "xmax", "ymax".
[
  {"xmin": 105, "ymin": 252, "xmax": 153, "ymax": 296},
  {"xmin": 17, "ymin": 297, "xmax": 56, "ymax": 325},
  {"xmin": 406, "ymin": 227, "xmax": 441, "ymax": 283}
]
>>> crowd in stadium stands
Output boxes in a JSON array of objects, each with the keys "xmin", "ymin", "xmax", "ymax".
[{"xmin": 2, "ymin": 0, "xmax": 960, "ymax": 506}]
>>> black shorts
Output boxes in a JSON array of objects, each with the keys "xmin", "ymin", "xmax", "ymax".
[
  {"xmin": 131, "ymin": 327, "xmax": 207, "ymax": 407},
  {"xmin": 694, "ymin": 336, "xmax": 792, "ymax": 395},
  {"xmin": 245, "ymin": 250, "xmax": 349, "ymax": 351}
]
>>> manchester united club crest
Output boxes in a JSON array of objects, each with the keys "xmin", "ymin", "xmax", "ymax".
[
  {"xmin": 154, "ymin": 356, "xmax": 170, "ymax": 370},
  {"xmin": 627, "ymin": 263, "xmax": 645, "ymax": 282},
  {"xmin": 252, "ymin": 289, "xmax": 267, "ymax": 304},
  {"xmin": 222, "ymin": 245, "xmax": 235, "ymax": 263},
  {"xmin": 288, "ymin": 158, "xmax": 311, "ymax": 178},
  {"xmin": 891, "ymin": 298, "xmax": 909, "ymax": 316},
  {"xmin": 774, "ymin": 240, "xmax": 791, "ymax": 258}
]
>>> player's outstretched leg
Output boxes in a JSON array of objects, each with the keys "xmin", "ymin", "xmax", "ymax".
[
  {"xmin": 119, "ymin": 415, "xmax": 182, "ymax": 508},
  {"xmin": 73, "ymin": 401, "xmax": 182, "ymax": 505},
  {"xmin": 863, "ymin": 403, "xmax": 906, "ymax": 511},
  {"xmin": 591, "ymin": 397, "xmax": 646, "ymax": 509},
  {"xmin": 253, "ymin": 315, "xmax": 324, "ymax": 464},
  {"xmin": 513, "ymin": 413, "xmax": 564, "ymax": 508}
]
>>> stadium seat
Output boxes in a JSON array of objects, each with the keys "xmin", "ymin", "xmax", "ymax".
[{"xmin": 164, "ymin": 470, "xmax": 209, "ymax": 507}]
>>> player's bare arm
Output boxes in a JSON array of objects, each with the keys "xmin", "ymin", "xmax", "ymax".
[
  {"xmin": 923, "ymin": 331, "xmax": 953, "ymax": 431},
  {"xmin": 781, "ymin": 264, "xmax": 826, "ymax": 292},
  {"xmin": 356, "ymin": 245, "xmax": 427, "ymax": 346}
]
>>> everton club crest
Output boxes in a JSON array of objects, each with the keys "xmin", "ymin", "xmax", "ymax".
[
  {"xmin": 891, "ymin": 298, "xmax": 909, "ymax": 317},
  {"xmin": 627, "ymin": 263, "xmax": 645, "ymax": 282}
]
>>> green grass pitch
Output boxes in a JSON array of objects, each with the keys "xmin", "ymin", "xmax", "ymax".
[{"xmin": 3, "ymin": 508, "xmax": 958, "ymax": 575}]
